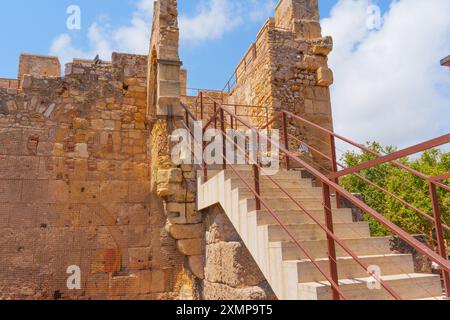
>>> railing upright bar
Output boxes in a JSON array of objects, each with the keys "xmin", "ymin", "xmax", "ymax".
[
  {"xmin": 282, "ymin": 112, "xmax": 290, "ymax": 170},
  {"xmin": 322, "ymin": 184, "xmax": 340, "ymax": 300},
  {"xmin": 200, "ymin": 92, "xmax": 204, "ymax": 120},
  {"xmin": 253, "ymin": 163, "xmax": 261, "ymax": 211},
  {"xmin": 220, "ymin": 108, "xmax": 227, "ymax": 171},
  {"xmin": 429, "ymin": 182, "xmax": 450, "ymax": 299},
  {"xmin": 330, "ymin": 134, "xmax": 341, "ymax": 208},
  {"xmin": 254, "ymin": 132, "xmax": 262, "ymax": 211},
  {"xmin": 185, "ymin": 109, "xmax": 190, "ymax": 130},
  {"xmin": 214, "ymin": 102, "xmax": 218, "ymax": 130},
  {"xmin": 202, "ymin": 111, "xmax": 208, "ymax": 183},
  {"xmin": 234, "ymin": 105, "xmax": 238, "ymax": 130}
]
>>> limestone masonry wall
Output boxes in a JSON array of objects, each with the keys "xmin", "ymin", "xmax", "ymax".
[
  {"xmin": 0, "ymin": 52, "xmax": 191, "ymax": 299},
  {"xmin": 0, "ymin": 0, "xmax": 339, "ymax": 300},
  {"xmin": 228, "ymin": 0, "xmax": 335, "ymax": 172}
]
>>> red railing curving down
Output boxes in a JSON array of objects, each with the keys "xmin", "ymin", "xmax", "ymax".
[{"xmin": 180, "ymin": 92, "xmax": 450, "ymax": 300}]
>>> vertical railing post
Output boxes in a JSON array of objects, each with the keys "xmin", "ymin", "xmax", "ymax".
[
  {"xmin": 202, "ymin": 116, "xmax": 208, "ymax": 183},
  {"xmin": 330, "ymin": 134, "xmax": 341, "ymax": 208},
  {"xmin": 234, "ymin": 105, "xmax": 238, "ymax": 130},
  {"xmin": 220, "ymin": 108, "xmax": 227, "ymax": 171},
  {"xmin": 253, "ymin": 132, "xmax": 261, "ymax": 211},
  {"xmin": 322, "ymin": 183, "xmax": 340, "ymax": 300},
  {"xmin": 282, "ymin": 112, "xmax": 290, "ymax": 170},
  {"xmin": 253, "ymin": 164, "xmax": 261, "ymax": 211},
  {"xmin": 185, "ymin": 109, "xmax": 190, "ymax": 130},
  {"xmin": 202, "ymin": 136, "xmax": 208, "ymax": 183},
  {"xmin": 200, "ymin": 92, "xmax": 204, "ymax": 120},
  {"xmin": 214, "ymin": 102, "xmax": 218, "ymax": 130},
  {"xmin": 429, "ymin": 182, "xmax": 450, "ymax": 298}
]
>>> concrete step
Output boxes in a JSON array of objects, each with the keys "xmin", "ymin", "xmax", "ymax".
[
  {"xmin": 287, "ymin": 254, "xmax": 415, "ymax": 283},
  {"xmin": 417, "ymin": 296, "xmax": 446, "ymax": 300},
  {"xmin": 246, "ymin": 197, "xmax": 336, "ymax": 212},
  {"xmin": 267, "ymin": 222, "xmax": 371, "ymax": 242},
  {"xmin": 238, "ymin": 187, "xmax": 323, "ymax": 199},
  {"xmin": 239, "ymin": 191, "xmax": 323, "ymax": 202},
  {"xmin": 204, "ymin": 165, "xmax": 256, "ymax": 171},
  {"xmin": 217, "ymin": 169, "xmax": 303, "ymax": 179},
  {"xmin": 253, "ymin": 208, "xmax": 353, "ymax": 225},
  {"xmin": 298, "ymin": 273, "xmax": 443, "ymax": 300},
  {"xmin": 274, "ymin": 237, "xmax": 392, "ymax": 260},
  {"xmin": 232, "ymin": 179, "xmax": 314, "ymax": 191}
]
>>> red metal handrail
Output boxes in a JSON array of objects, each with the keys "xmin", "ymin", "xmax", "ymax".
[
  {"xmin": 285, "ymin": 134, "xmax": 450, "ymax": 234},
  {"xmin": 200, "ymin": 96, "xmax": 399, "ymax": 299},
  {"xmin": 275, "ymin": 109, "xmax": 450, "ymax": 296},
  {"xmin": 182, "ymin": 90, "xmax": 450, "ymax": 299},
  {"xmin": 329, "ymin": 134, "xmax": 450, "ymax": 180},
  {"xmin": 280, "ymin": 110, "xmax": 450, "ymax": 192},
  {"xmin": 218, "ymin": 124, "xmax": 403, "ymax": 300},
  {"xmin": 197, "ymin": 93, "xmax": 450, "ymax": 299}
]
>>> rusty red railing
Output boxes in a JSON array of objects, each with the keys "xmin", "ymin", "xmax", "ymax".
[
  {"xmin": 268, "ymin": 110, "xmax": 450, "ymax": 295},
  {"xmin": 180, "ymin": 92, "xmax": 450, "ymax": 300}
]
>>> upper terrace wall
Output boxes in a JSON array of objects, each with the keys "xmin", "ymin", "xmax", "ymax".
[
  {"xmin": 227, "ymin": 0, "xmax": 335, "ymax": 172},
  {"xmin": 0, "ymin": 53, "xmax": 192, "ymax": 299},
  {"xmin": 18, "ymin": 54, "xmax": 61, "ymax": 81},
  {"xmin": 0, "ymin": 78, "xmax": 19, "ymax": 90}
]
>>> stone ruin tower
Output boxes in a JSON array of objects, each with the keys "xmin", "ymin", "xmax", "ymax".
[{"xmin": 0, "ymin": 0, "xmax": 337, "ymax": 300}]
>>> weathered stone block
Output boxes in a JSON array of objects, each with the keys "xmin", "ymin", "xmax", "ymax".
[
  {"xmin": 157, "ymin": 168, "xmax": 183, "ymax": 184},
  {"xmin": 110, "ymin": 274, "xmax": 139, "ymax": 297},
  {"xmin": 128, "ymin": 247, "xmax": 151, "ymax": 270},
  {"xmin": 317, "ymin": 67, "xmax": 334, "ymax": 87},
  {"xmin": 177, "ymin": 238, "xmax": 203, "ymax": 256},
  {"xmin": 150, "ymin": 269, "xmax": 166, "ymax": 293},
  {"xmin": 203, "ymin": 281, "xmax": 274, "ymax": 300},
  {"xmin": 91, "ymin": 248, "xmax": 122, "ymax": 274},
  {"xmin": 166, "ymin": 202, "xmax": 202, "ymax": 224},
  {"xmin": 165, "ymin": 221, "xmax": 203, "ymax": 240},
  {"xmin": 188, "ymin": 255, "xmax": 205, "ymax": 279},
  {"xmin": 205, "ymin": 242, "xmax": 265, "ymax": 288},
  {"xmin": 72, "ymin": 118, "xmax": 89, "ymax": 129}
]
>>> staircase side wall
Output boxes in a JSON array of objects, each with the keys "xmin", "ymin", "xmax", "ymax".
[{"xmin": 201, "ymin": 206, "xmax": 276, "ymax": 300}]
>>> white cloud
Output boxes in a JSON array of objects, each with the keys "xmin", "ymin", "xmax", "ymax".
[
  {"xmin": 322, "ymin": 0, "xmax": 450, "ymax": 149},
  {"xmin": 50, "ymin": 0, "xmax": 274, "ymax": 62},
  {"xmin": 179, "ymin": 0, "xmax": 276, "ymax": 43},
  {"xmin": 50, "ymin": 0, "xmax": 153, "ymax": 65},
  {"xmin": 248, "ymin": 0, "xmax": 277, "ymax": 22},
  {"xmin": 179, "ymin": 0, "xmax": 242, "ymax": 43}
]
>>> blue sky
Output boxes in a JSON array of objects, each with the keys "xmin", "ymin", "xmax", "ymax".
[
  {"xmin": 0, "ymin": 0, "xmax": 448, "ymax": 148},
  {"xmin": 0, "ymin": 0, "xmax": 390, "ymax": 88}
]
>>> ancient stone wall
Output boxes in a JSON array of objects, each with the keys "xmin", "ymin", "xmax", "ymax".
[
  {"xmin": 227, "ymin": 0, "xmax": 335, "ymax": 172},
  {"xmin": 225, "ymin": 20, "xmax": 274, "ymax": 128},
  {"xmin": 0, "ymin": 52, "xmax": 191, "ymax": 300},
  {"xmin": 18, "ymin": 54, "xmax": 61, "ymax": 81},
  {"xmin": 0, "ymin": 0, "xmax": 341, "ymax": 301}
]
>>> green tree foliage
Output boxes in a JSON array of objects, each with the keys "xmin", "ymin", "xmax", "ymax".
[{"xmin": 340, "ymin": 142, "xmax": 450, "ymax": 243}]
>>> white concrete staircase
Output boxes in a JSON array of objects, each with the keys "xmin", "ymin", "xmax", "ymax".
[{"xmin": 197, "ymin": 166, "xmax": 444, "ymax": 300}]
